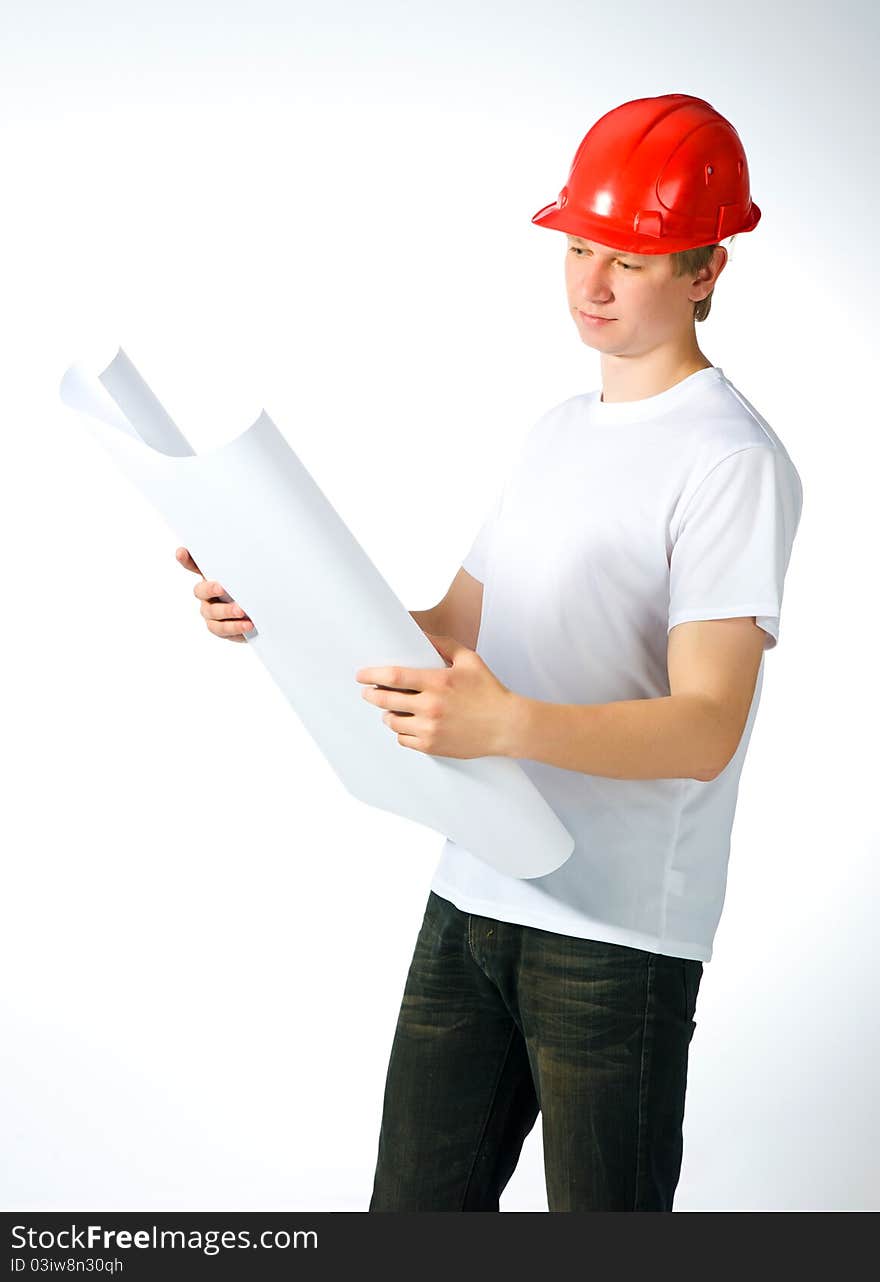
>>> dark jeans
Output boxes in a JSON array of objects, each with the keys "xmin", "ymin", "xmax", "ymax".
[{"xmin": 369, "ymin": 889, "xmax": 702, "ymax": 1212}]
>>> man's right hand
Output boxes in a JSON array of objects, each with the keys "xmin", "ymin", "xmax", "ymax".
[{"xmin": 175, "ymin": 547, "xmax": 255, "ymax": 643}]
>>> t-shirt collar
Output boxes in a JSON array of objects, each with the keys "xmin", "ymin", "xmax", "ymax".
[{"xmin": 591, "ymin": 366, "xmax": 724, "ymax": 424}]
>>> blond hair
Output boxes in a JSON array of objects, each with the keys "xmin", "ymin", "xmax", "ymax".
[{"xmin": 669, "ymin": 235, "xmax": 736, "ymax": 322}]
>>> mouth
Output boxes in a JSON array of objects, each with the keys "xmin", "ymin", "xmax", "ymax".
[{"xmin": 578, "ymin": 310, "xmax": 615, "ymax": 325}]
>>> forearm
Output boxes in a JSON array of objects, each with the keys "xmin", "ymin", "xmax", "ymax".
[{"xmin": 501, "ymin": 692, "xmax": 727, "ymax": 781}]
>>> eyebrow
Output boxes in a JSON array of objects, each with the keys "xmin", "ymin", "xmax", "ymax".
[{"xmin": 566, "ymin": 236, "xmax": 641, "ymax": 261}]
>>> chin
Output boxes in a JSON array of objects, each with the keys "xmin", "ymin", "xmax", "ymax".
[{"xmin": 579, "ymin": 331, "xmax": 618, "ymax": 349}]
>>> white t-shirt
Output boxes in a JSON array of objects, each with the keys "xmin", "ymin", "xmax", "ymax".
[{"xmin": 429, "ymin": 365, "xmax": 803, "ymax": 962}]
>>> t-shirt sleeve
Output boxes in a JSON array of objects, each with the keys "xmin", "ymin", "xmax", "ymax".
[
  {"xmin": 668, "ymin": 444, "xmax": 803, "ymax": 650},
  {"xmin": 461, "ymin": 488, "xmax": 504, "ymax": 584}
]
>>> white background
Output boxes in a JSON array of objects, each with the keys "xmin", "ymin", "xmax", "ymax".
[{"xmin": 2, "ymin": 0, "xmax": 877, "ymax": 1210}]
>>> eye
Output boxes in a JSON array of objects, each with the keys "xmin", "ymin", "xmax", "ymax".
[{"xmin": 567, "ymin": 246, "xmax": 639, "ymax": 269}]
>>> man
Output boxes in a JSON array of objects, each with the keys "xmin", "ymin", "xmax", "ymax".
[
  {"xmin": 179, "ymin": 93, "xmax": 803, "ymax": 1211},
  {"xmin": 355, "ymin": 93, "xmax": 803, "ymax": 1212}
]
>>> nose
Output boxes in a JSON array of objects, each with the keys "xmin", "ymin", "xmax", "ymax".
[{"xmin": 577, "ymin": 259, "xmax": 615, "ymax": 306}]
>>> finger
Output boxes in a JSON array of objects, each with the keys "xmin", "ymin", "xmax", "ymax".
[
  {"xmin": 206, "ymin": 616, "xmax": 255, "ymax": 638},
  {"xmin": 362, "ymin": 686, "xmax": 420, "ymax": 713},
  {"xmin": 383, "ymin": 711, "xmax": 423, "ymax": 731},
  {"xmin": 201, "ymin": 599, "xmax": 249, "ymax": 622},
  {"xmin": 354, "ymin": 666, "xmax": 445, "ymax": 691},
  {"xmin": 176, "ymin": 546, "xmax": 204, "ymax": 576},
  {"xmin": 193, "ymin": 578, "xmax": 233, "ymax": 603},
  {"xmin": 383, "ymin": 714, "xmax": 427, "ymax": 748}
]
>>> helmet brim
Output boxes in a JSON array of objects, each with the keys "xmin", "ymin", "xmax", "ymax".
[{"xmin": 531, "ymin": 199, "xmax": 761, "ymax": 255}]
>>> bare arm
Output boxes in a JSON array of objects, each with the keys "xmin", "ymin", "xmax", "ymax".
[
  {"xmin": 499, "ymin": 617, "xmax": 767, "ymax": 781},
  {"xmin": 409, "ymin": 566, "xmax": 484, "ymax": 650}
]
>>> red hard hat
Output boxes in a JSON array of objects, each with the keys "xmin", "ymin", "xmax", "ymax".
[{"xmin": 532, "ymin": 94, "xmax": 760, "ymax": 254}]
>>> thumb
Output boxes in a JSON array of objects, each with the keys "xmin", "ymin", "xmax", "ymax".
[
  {"xmin": 424, "ymin": 632, "xmax": 467, "ymax": 665},
  {"xmin": 175, "ymin": 546, "xmax": 204, "ymax": 577}
]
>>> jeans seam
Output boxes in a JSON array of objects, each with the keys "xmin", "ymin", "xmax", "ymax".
[
  {"xmin": 467, "ymin": 912, "xmax": 480, "ymax": 968},
  {"xmin": 459, "ymin": 1019, "xmax": 520, "ymax": 1211},
  {"xmin": 633, "ymin": 956, "xmax": 655, "ymax": 1211}
]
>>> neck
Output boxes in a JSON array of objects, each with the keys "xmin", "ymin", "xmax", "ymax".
[{"xmin": 599, "ymin": 339, "xmax": 712, "ymax": 404}]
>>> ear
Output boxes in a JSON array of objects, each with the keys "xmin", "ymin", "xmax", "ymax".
[
  {"xmin": 691, "ymin": 245, "xmax": 728, "ymax": 303},
  {"xmin": 710, "ymin": 244, "xmax": 729, "ymax": 281}
]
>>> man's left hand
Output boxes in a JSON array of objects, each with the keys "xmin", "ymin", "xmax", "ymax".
[{"xmin": 355, "ymin": 634, "xmax": 515, "ymax": 759}]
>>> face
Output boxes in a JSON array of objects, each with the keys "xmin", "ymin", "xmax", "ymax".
[{"xmin": 564, "ymin": 234, "xmax": 725, "ymax": 356}]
